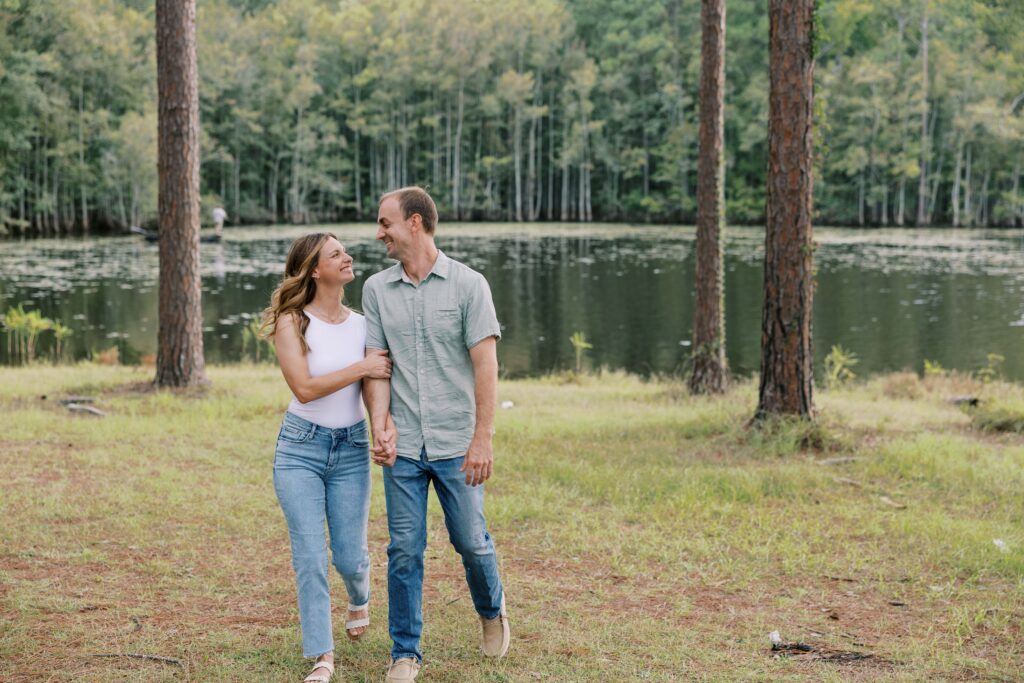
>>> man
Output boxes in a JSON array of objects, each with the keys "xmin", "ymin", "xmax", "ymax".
[
  {"xmin": 362, "ymin": 187, "xmax": 509, "ymax": 682},
  {"xmin": 212, "ymin": 206, "xmax": 227, "ymax": 236}
]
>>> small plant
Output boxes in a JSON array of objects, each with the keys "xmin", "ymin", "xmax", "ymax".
[
  {"xmin": 94, "ymin": 345, "xmax": 120, "ymax": 366},
  {"xmin": 2, "ymin": 305, "xmax": 26, "ymax": 361},
  {"xmin": 823, "ymin": 344, "xmax": 858, "ymax": 390},
  {"xmin": 923, "ymin": 359, "xmax": 946, "ymax": 377},
  {"xmin": 242, "ymin": 319, "xmax": 274, "ymax": 363},
  {"xmin": 52, "ymin": 321, "xmax": 73, "ymax": 362},
  {"xmin": 976, "ymin": 353, "xmax": 1004, "ymax": 384},
  {"xmin": 3, "ymin": 305, "xmax": 60, "ymax": 364},
  {"xmin": 569, "ymin": 330, "xmax": 593, "ymax": 375}
]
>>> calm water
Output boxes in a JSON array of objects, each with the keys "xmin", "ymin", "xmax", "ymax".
[{"xmin": 1, "ymin": 224, "xmax": 1023, "ymax": 380}]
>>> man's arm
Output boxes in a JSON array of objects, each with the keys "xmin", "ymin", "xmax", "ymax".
[
  {"xmin": 363, "ymin": 371, "xmax": 396, "ymax": 466},
  {"xmin": 461, "ymin": 336, "xmax": 498, "ymax": 486},
  {"xmin": 361, "ymin": 281, "xmax": 397, "ymax": 466}
]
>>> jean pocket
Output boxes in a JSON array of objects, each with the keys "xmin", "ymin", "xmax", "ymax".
[
  {"xmin": 350, "ymin": 425, "xmax": 370, "ymax": 448},
  {"xmin": 278, "ymin": 423, "xmax": 313, "ymax": 443}
]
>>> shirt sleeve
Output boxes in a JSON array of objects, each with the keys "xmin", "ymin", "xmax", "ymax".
[
  {"xmin": 361, "ymin": 280, "xmax": 388, "ymax": 350},
  {"xmin": 463, "ymin": 272, "xmax": 501, "ymax": 349}
]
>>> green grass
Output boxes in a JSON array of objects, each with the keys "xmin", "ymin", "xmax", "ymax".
[
  {"xmin": 1, "ymin": 365, "xmax": 1022, "ymax": 682},
  {"xmin": 967, "ymin": 387, "xmax": 1024, "ymax": 434}
]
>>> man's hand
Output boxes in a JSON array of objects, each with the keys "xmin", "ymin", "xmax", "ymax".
[
  {"xmin": 460, "ymin": 433, "xmax": 493, "ymax": 486},
  {"xmin": 371, "ymin": 415, "xmax": 397, "ymax": 467}
]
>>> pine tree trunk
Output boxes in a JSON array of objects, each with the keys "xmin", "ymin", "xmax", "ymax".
[
  {"xmin": 756, "ymin": 0, "xmax": 815, "ymax": 421},
  {"xmin": 690, "ymin": 0, "xmax": 728, "ymax": 395},
  {"xmin": 155, "ymin": 0, "xmax": 206, "ymax": 387}
]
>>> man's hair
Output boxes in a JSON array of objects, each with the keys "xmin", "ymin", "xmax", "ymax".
[{"xmin": 380, "ymin": 186, "xmax": 438, "ymax": 235}]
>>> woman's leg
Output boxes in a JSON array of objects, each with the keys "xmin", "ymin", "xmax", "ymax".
[
  {"xmin": 274, "ymin": 437, "xmax": 334, "ymax": 658},
  {"xmin": 324, "ymin": 425, "xmax": 372, "ymax": 613}
]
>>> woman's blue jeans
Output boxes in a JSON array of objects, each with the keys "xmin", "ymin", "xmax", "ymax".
[
  {"xmin": 273, "ymin": 412, "xmax": 371, "ymax": 658},
  {"xmin": 383, "ymin": 448, "xmax": 504, "ymax": 663}
]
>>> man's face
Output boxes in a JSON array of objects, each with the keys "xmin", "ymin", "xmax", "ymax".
[{"xmin": 376, "ymin": 197, "xmax": 414, "ymax": 260}]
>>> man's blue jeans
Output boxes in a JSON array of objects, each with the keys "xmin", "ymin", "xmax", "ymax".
[
  {"xmin": 383, "ymin": 448, "xmax": 504, "ymax": 662},
  {"xmin": 273, "ymin": 412, "xmax": 372, "ymax": 657}
]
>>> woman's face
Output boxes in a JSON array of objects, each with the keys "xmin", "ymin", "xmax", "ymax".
[{"xmin": 312, "ymin": 237, "xmax": 355, "ymax": 287}]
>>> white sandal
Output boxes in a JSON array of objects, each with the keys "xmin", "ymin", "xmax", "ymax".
[
  {"xmin": 346, "ymin": 602, "xmax": 370, "ymax": 641},
  {"xmin": 303, "ymin": 658, "xmax": 334, "ymax": 683}
]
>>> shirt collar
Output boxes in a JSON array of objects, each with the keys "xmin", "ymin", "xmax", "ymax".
[{"xmin": 387, "ymin": 250, "xmax": 450, "ymax": 284}]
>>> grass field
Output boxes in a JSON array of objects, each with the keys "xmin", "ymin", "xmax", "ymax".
[{"xmin": 1, "ymin": 364, "xmax": 1022, "ymax": 682}]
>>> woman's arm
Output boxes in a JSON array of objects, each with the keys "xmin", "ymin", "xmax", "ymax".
[{"xmin": 275, "ymin": 313, "xmax": 391, "ymax": 404}]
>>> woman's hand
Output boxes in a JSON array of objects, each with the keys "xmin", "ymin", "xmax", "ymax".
[
  {"xmin": 371, "ymin": 416, "xmax": 398, "ymax": 467},
  {"xmin": 361, "ymin": 349, "xmax": 392, "ymax": 379}
]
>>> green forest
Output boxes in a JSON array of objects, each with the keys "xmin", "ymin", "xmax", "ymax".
[{"xmin": 1, "ymin": 0, "xmax": 1022, "ymax": 236}]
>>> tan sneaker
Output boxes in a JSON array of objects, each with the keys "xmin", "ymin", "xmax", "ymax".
[
  {"xmin": 480, "ymin": 594, "xmax": 510, "ymax": 657},
  {"xmin": 385, "ymin": 657, "xmax": 420, "ymax": 682}
]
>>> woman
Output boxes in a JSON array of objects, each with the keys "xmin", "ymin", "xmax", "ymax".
[{"xmin": 261, "ymin": 232, "xmax": 395, "ymax": 683}]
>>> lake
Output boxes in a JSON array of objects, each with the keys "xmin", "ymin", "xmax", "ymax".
[{"xmin": 1, "ymin": 224, "xmax": 1022, "ymax": 381}]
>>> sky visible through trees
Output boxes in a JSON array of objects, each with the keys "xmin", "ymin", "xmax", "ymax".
[{"xmin": 0, "ymin": 0, "xmax": 1022, "ymax": 236}]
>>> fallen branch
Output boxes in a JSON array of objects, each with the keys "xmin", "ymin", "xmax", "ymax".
[
  {"xmin": 817, "ymin": 457, "xmax": 860, "ymax": 466},
  {"xmin": 879, "ymin": 495, "xmax": 907, "ymax": 510},
  {"xmin": 832, "ymin": 476, "xmax": 863, "ymax": 488},
  {"xmin": 89, "ymin": 653, "xmax": 182, "ymax": 666},
  {"xmin": 68, "ymin": 404, "xmax": 106, "ymax": 417}
]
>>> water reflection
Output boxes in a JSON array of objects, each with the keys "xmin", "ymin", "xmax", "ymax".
[{"xmin": 1, "ymin": 225, "xmax": 1022, "ymax": 380}]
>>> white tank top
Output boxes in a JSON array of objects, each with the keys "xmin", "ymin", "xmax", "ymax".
[{"xmin": 286, "ymin": 310, "xmax": 366, "ymax": 429}]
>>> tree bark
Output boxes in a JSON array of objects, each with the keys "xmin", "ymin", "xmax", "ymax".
[
  {"xmin": 155, "ymin": 0, "xmax": 206, "ymax": 387},
  {"xmin": 755, "ymin": 0, "xmax": 815, "ymax": 420},
  {"xmin": 690, "ymin": 0, "xmax": 728, "ymax": 394}
]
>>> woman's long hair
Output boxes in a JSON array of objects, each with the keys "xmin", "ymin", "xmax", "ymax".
[{"xmin": 260, "ymin": 232, "xmax": 339, "ymax": 354}]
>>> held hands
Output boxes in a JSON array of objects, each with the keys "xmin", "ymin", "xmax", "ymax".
[
  {"xmin": 362, "ymin": 349, "xmax": 392, "ymax": 379},
  {"xmin": 371, "ymin": 414, "xmax": 398, "ymax": 467},
  {"xmin": 460, "ymin": 433, "xmax": 493, "ymax": 486}
]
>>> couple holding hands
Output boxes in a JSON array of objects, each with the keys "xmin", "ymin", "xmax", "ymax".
[{"xmin": 261, "ymin": 187, "xmax": 509, "ymax": 682}]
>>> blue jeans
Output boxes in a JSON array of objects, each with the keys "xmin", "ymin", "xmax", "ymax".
[
  {"xmin": 383, "ymin": 448, "xmax": 504, "ymax": 662},
  {"xmin": 273, "ymin": 412, "xmax": 371, "ymax": 657}
]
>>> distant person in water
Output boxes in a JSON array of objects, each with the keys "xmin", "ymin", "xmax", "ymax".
[
  {"xmin": 260, "ymin": 232, "xmax": 397, "ymax": 683},
  {"xmin": 212, "ymin": 206, "xmax": 227, "ymax": 236}
]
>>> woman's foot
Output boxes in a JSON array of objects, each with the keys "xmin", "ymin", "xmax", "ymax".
[
  {"xmin": 303, "ymin": 653, "xmax": 334, "ymax": 682},
  {"xmin": 346, "ymin": 605, "xmax": 369, "ymax": 641}
]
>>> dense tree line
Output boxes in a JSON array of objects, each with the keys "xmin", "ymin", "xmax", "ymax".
[{"xmin": 1, "ymin": 0, "xmax": 1022, "ymax": 237}]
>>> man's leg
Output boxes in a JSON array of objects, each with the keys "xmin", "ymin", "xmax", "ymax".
[
  {"xmin": 430, "ymin": 456, "xmax": 503, "ymax": 620},
  {"xmin": 383, "ymin": 450, "xmax": 430, "ymax": 662}
]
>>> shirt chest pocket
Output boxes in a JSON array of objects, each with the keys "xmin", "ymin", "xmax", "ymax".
[{"xmin": 433, "ymin": 308, "xmax": 462, "ymax": 343}]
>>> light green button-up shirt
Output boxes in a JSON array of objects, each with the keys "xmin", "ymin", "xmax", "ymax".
[{"xmin": 361, "ymin": 250, "xmax": 501, "ymax": 461}]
